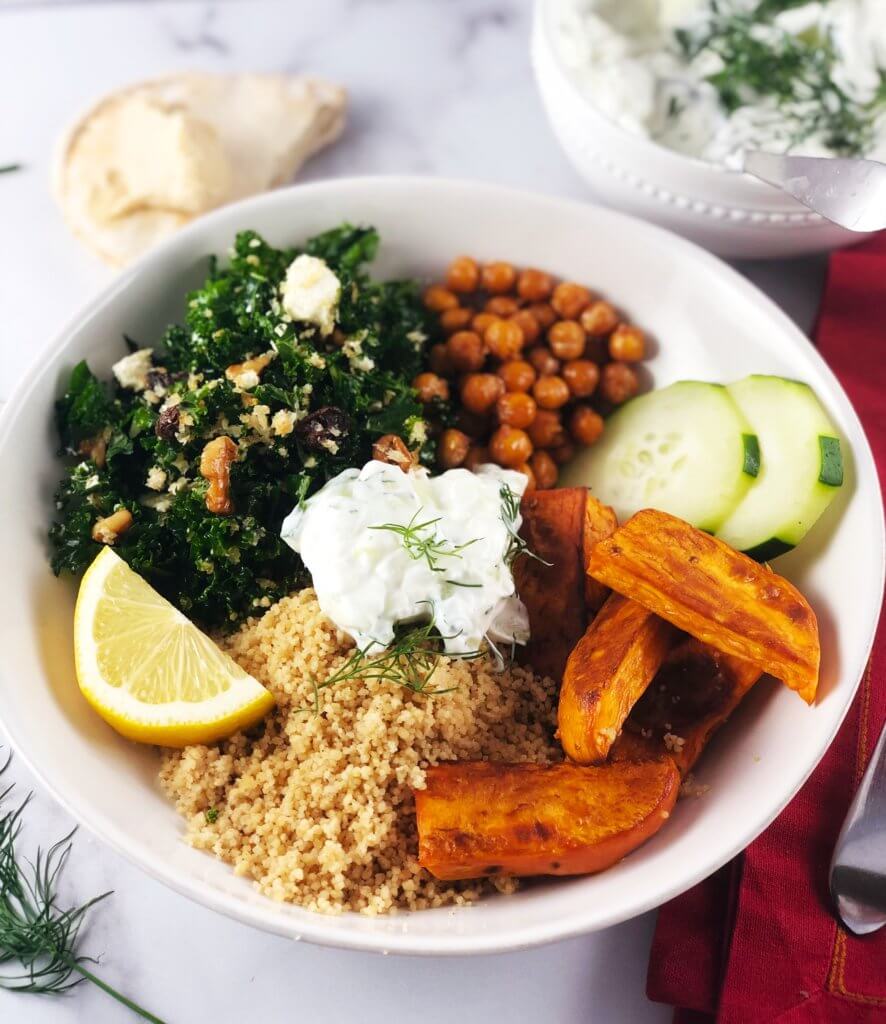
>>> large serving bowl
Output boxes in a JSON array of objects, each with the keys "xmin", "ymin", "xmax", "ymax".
[
  {"xmin": 531, "ymin": 0, "xmax": 874, "ymax": 259},
  {"xmin": 0, "ymin": 177, "xmax": 881, "ymax": 954}
]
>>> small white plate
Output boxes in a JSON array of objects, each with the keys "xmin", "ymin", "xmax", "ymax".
[{"xmin": 0, "ymin": 178, "xmax": 881, "ymax": 955}]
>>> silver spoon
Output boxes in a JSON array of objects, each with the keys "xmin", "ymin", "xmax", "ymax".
[
  {"xmin": 830, "ymin": 719, "xmax": 886, "ymax": 934},
  {"xmin": 742, "ymin": 151, "xmax": 886, "ymax": 232}
]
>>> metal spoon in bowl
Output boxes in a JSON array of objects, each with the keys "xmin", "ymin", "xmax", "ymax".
[
  {"xmin": 742, "ymin": 151, "xmax": 886, "ymax": 232},
  {"xmin": 830, "ymin": 720, "xmax": 886, "ymax": 935}
]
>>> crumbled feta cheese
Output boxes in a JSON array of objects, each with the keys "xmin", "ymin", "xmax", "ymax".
[
  {"xmin": 406, "ymin": 329, "xmax": 428, "ymax": 349},
  {"xmin": 342, "ymin": 333, "xmax": 376, "ymax": 374},
  {"xmin": 230, "ymin": 368, "xmax": 260, "ymax": 391},
  {"xmin": 240, "ymin": 404, "xmax": 272, "ymax": 440},
  {"xmin": 407, "ymin": 418, "xmax": 428, "ymax": 446},
  {"xmin": 140, "ymin": 494, "xmax": 172, "ymax": 513},
  {"xmin": 303, "ymin": 455, "xmax": 318, "ymax": 469},
  {"xmin": 280, "ymin": 254, "xmax": 341, "ymax": 336},
  {"xmin": 307, "ymin": 351, "xmax": 326, "ymax": 369},
  {"xmin": 168, "ymin": 477, "xmax": 188, "ymax": 495},
  {"xmin": 271, "ymin": 410, "xmax": 297, "ymax": 437},
  {"xmin": 84, "ymin": 474, "xmax": 100, "ymax": 489},
  {"xmin": 146, "ymin": 466, "xmax": 167, "ymax": 491},
  {"xmin": 112, "ymin": 348, "xmax": 153, "ymax": 391}
]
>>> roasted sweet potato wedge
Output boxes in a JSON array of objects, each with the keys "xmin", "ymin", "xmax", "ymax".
[
  {"xmin": 610, "ymin": 638, "xmax": 763, "ymax": 775},
  {"xmin": 514, "ymin": 488, "xmax": 587, "ymax": 681},
  {"xmin": 515, "ymin": 489, "xmax": 617, "ymax": 681},
  {"xmin": 414, "ymin": 758, "xmax": 679, "ymax": 881},
  {"xmin": 583, "ymin": 493, "xmax": 619, "ymax": 613},
  {"xmin": 559, "ymin": 593, "xmax": 676, "ymax": 763},
  {"xmin": 588, "ymin": 510, "xmax": 820, "ymax": 703}
]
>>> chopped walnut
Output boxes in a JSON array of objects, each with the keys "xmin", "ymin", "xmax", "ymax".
[
  {"xmin": 199, "ymin": 436, "xmax": 238, "ymax": 514},
  {"xmin": 225, "ymin": 352, "xmax": 275, "ymax": 390},
  {"xmin": 372, "ymin": 434, "xmax": 418, "ymax": 473},
  {"xmin": 91, "ymin": 508, "xmax": 133, "ymax": 545},
  {"xmin": 78, "ymin": 430, "xmax": 109, "ymax": 468}
]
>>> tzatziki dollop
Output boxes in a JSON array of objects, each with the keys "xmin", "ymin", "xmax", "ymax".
[
  {"xmin": 554, "ymin": 0, "xmax": 886, "ymax": 168},
  {"xmin": 280, "ymin": 461, "xmax": 530, "ymax": 656}
]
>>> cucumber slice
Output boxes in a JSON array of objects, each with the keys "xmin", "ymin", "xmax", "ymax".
[
  {"xmin": 560, "ymin": 380, "xmax": 758, "ymax": 532},
  {"xmin": 716, "ymin": 375, "xmax": 844, "ymax": 559}
]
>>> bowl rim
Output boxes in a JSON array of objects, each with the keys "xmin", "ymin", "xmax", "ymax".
[
  {"xmin": 533, "ymin": 0, "xmax": 808, "ymax": 201},
  {"xmin": 1, "ymin": 175, "xmax": 883, "ymax": 955}
]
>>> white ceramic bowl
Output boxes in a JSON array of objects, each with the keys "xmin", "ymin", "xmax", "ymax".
[
  {"xmin": 531, "ymin": 0, "xmax": 874, "ymax": 259},
  {"xmin": 0, "ymin": 178, "xmax": 882, "ymax": 955}
]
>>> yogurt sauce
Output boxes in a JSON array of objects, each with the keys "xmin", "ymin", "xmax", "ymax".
[
  {"xmin": 281, "ymin": 461, "xmax": 531, "ymax": 656},
  {"xmin": 554, "ymin": 0, "xmax": 886, "ymax": 168}
]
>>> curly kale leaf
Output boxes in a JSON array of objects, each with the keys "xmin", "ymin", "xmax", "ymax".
[
  {"xmin": 55, "ymin": 362, "xmax": 120, "ymax": 450},
  {"xmin": 47, "ymin": 224, "xmax": 446, "ymax": 629}
]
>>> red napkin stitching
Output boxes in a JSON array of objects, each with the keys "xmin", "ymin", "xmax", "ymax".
[{"xmin": 647, "ymin": 236, "xmax": 886, "ymax": 1024}]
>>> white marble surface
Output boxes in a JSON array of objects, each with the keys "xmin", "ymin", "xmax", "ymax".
[{"xmin": 0, "ymin": 2, "xmax": 827, "ymax": 1022}]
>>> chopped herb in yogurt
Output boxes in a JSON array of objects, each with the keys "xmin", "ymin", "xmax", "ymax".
[{"xmin": 555, "ymin": 0, "xmax": 886, "ymax": 166}]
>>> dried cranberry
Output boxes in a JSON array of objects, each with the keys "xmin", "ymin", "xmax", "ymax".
[
  {"xmin": 155, "ymin": 405, "xmax": 180, "ymax": 441},
  {"xmin": 295, "ymin": 406, "xmax": 350, "ymax": 454}
]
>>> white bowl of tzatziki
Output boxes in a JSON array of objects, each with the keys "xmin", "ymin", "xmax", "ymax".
[{"xmin": 533, "ymin": 0, "xmax": 886, "ymax": 257}]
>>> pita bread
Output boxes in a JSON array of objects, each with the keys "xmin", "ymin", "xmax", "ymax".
[{"xmin": 53, "ymin": 73, "xmax": 347, "ymax": 267}]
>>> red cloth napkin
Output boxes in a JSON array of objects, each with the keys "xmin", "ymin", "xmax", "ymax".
[{"xmin": 647, "ymin": 235, "xmax": 886, "ymax": 1024}]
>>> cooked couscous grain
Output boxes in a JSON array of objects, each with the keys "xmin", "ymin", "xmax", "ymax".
[{"xmin": 159, "ymin": 590, "xmax": 561, "ymax": 915}]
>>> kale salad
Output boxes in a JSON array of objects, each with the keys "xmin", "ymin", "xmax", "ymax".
[{"xmin": 49, "ymin": 225, "xmax": 446, "ymax": 628}]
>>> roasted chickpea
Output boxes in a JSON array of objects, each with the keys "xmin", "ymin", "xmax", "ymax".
[
  {"xmin": 570, "ymin": 405, "xmax": 605, "ymax": 446},
  {"xmin": 482, "ymin": 261, "xmax": 517, "ymax": 294},
  {"xmin": 527, "ymin": 346, "xmax": 560, "ymax": 378},
  {"xmin": 438, "ymin": 428, "xmax": 472, "ymax": 469},
  {"xmin": 552, "ymin": 281, "xmax": 592, "ymax": 320},
  {"xmin": 497, "ymin": 359, "xmax": 537, "ymax": 393},
  {"xmin": 440, "ymin": 306, "xmax": 473, "ymax": 334},
  {"xmin": 489, "ymin": 425, "xmax": 533, "ymax": 468},
  {"xmin": 532, "ymin": 375, "xmax": 570, "ymax": 410},
  {"xmin": 527, "ymin": 409, "xmax": 566, "ymax": 449},
  {"xmin": 528, "ymin": 302, "xmax": 557, "ymax": 330},
  {"xmin": 412, "ymin": 372, "xmax": 450, "ymax": 404},
  {"xmin": 548, "ymin": 320, "xmax": 586, "ymax": 361},
  {"xmin": 550, "ymin": 441, "xmax": 576, "ymax": 465},
  {"xmin": 423, "ymin": 285, "xmax": 459, "ymax": 312},
  {"xmin": 513, "ymin": 462, "xmax": 537, "ymax": 493},
  {"xmin": 562, "ymin": 358, "xmax": 600, "ymax": 398},
  {"xmin": 509, "ymin": 309, "xmax": 540, "ymax": 346},
  {"xmin": 580, "ymin": 300, "xmax": 619, "ymax": 336},
  {"xmin": 600, "ymin": 361, "xmax": 640, "ymax": 405},
  {"xmin": 485, "ymin": 318, "xmax": 524, "ymax": 361},
  {"xmin": 446, "ymin": 256, "xmax": 480, "ymax": 294},
  {"xmin": 429, "ymin": 343, "xmax": 452, "ymax": 376},
  {"xmin": 485, "ymin": 295, "xmax": 520, "ymax": 318},
  {"xmin": 464, "ymin": 444, "xmax": 491, "ymax": 472},
  {"xmin": 517, "ymin": 268, "xmax": 554, "ymax": 302},
  {"xmin": 530, "ymin": 450, "xmax": 558, "ymax": 489},
  {"xmin": 472, "ymin": 311, "xmax": 500, "ymax": 336},
  {"xmin": 609, "ymin": 323, "xmax": 646, "ymax": 362},
  {"xmin": 446, "ymin": 331, "xmax": 486, "ymax": 373},
  {"xmin": 461, "ymin": 373, "xmax": 505, "ymax": 414},
  {"xmin": 496, "ymin": 391, "xmax": 537, "ymax": 429}
]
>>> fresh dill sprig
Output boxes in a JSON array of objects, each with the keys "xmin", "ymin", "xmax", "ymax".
[
  {"xmin": 370, "ymin": 508, "xmax": 479, "ymax": 574},
  {"xmin": 0, "ymin": 753, "xmax": 164, "ymax": 1022},
  {"xmin": 674, "ymin": 1, "xmax": 885, "ymax": 156},
  {"xmin": 306, "ymin": 615, "xmax": 484, "ymax": 709},
  {"xmin": 499, "ymin": 484, "xmax": 551, "ymax": 569}
]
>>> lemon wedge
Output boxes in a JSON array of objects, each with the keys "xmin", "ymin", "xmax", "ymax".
[{"xmin": 74, "ymin": 547, "xmax": 274, "ymax": 746}]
